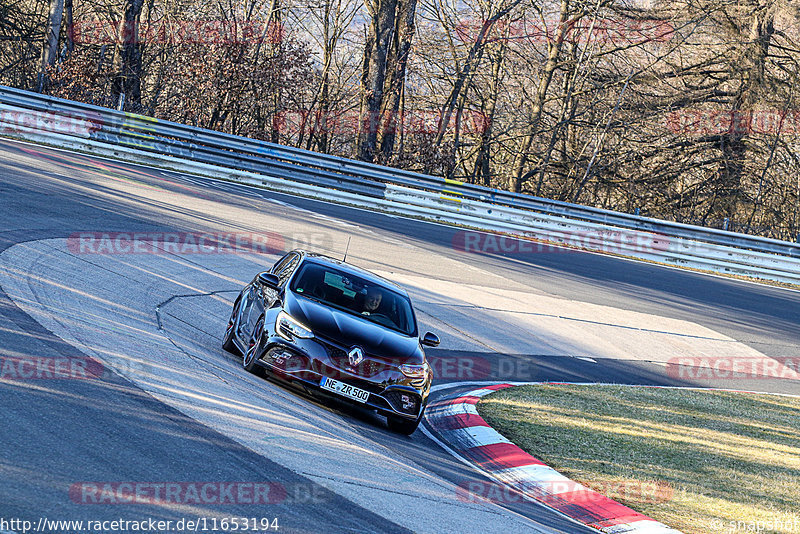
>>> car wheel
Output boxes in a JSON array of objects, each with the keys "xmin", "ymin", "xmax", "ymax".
[
  {"xmin": 387, "ymin": 408, "xmax": 424, "ymax": 436},
  {"xmin": 222, "ymin": 298, "xmax": 242, "ymax": 355},
  {"xmin": 243, "ymin": 315, "xmax": 265, "ymax": 375}
]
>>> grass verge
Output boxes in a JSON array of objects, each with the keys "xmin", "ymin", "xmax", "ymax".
[{"xmin": 477, "ymin": 385, "xmax": 800, "ymax": 534}]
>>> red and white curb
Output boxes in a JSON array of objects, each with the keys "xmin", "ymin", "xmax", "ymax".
[{"xmin": 424, "ymin": 384, "xmax": 682, "ymax": 534}]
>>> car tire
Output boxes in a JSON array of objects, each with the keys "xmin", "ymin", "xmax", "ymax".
[
  {"xmin": 387, "ymin": 408, "xmax": 424, "ymax": 436},
  {"xmin": 243, "ymin": 315, "xmax": 265, "ymax": 376},
  {"xmin": 222, "ymin": 298, "xmax": 242, "ymax": 355}
]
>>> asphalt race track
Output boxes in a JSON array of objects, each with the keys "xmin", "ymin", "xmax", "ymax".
[{"xmin": 1, "ymin": 137, "xmax": 798, "ymax": 533}]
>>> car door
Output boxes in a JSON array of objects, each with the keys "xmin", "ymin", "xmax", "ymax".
[
  {"xmin": 244, "ymin": 252, "xmax": 301, "ymax": 335},
  {"xmin": 239, "ymin": 252, "xmax": 290, "ymax": 338}
]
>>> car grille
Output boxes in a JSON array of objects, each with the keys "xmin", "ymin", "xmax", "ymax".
[
  {"xmin": 384, "ymin": 390, "xmax": 420, "ymax": 416},
  {"xmin": 325, "ymin": 344, "xmax": 347, "ymax": 360},
  {"xmin": 320, "ymin": 341, "xmax": 394, "ymax": 378}
]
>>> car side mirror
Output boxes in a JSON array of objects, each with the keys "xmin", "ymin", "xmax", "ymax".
[
  {"xmin": 421, "ymin": 332, "xmax": 440, "ymax": 347},
  {"xmin": 257, "ymin": 272, "xmax": 280, "ymax": 289}
]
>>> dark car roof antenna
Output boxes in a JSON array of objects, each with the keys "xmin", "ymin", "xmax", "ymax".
[{"xmin": 342, "ymin": 236, "xmax": 352, "ymax": 263}]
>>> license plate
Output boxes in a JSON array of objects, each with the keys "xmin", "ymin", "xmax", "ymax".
[{"xmin": 320, "ymin": 376, "xmax": 370, "ymax": 403}]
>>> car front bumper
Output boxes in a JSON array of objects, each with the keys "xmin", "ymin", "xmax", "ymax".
[{"xmin": 252, "ymin": 333, "xmax": 431, "ymax": 420}]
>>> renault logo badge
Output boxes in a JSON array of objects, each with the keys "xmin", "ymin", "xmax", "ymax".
[{"xmin": 348, "ymin": 347, "xmax": 364, "ymax": 366}]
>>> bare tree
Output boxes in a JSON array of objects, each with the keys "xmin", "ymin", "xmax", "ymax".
[
  {"xmin": 508, "ymin": 0, "xmax": 573, "ymax": 193},
  {"xmin": 111, "ymin": 0, "xmax": 145, "ymax": 109},
  {"xmin": 38, "ymin": 0, "xmax": 64, "ymax": 91},
  {"xmin": 357, "ymin": 0, "xmax": 397, "ymax": 161},
  {"xmin": 6, "ymin": 0, "xmax": 800, "ymax": 240},
  {"xmin": 377, "ymin": 0, "xmax": 417, "ymax": 162}
]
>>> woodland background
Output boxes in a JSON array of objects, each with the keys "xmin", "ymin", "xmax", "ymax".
[{"xmin": 2, "ymin": 0, "xmax": 799, "ymax": 240}]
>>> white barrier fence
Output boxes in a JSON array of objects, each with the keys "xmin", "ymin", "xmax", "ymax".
[{"xmin": 1, "ymin": 91, "xmax": 799, "ymax": 285}]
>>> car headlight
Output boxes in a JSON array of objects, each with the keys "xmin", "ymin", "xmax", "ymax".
[
  {"xmin": 399, "ymin": 361, "xmax": 431, "ymax": 379},
  {"xmin": 276, "ymin": 311, "xmax": 314, "ymax": 340}
]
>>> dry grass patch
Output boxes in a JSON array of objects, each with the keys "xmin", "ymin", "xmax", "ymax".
[{"xmin": 477, "ymin": 385, "xmax": 800, "ymax": 534}]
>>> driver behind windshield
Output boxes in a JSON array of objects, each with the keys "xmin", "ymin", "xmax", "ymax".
[{"xmin": 361, "ymin": 287, "xmax": 383, "ymax": 315}]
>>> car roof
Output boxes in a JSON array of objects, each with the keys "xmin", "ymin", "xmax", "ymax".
[{"xmin": 293, "ymin": 250, "xmax": 410, "ymax": 297}]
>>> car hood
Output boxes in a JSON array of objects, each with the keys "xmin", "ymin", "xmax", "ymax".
[{"xmin": 284, "ymin": 292, "xmax": 423, "ymax": 363}]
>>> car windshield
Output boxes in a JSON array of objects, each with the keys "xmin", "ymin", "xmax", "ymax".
[{"xmin": 291, "ymin": 262, "xmax": 417, "ymax": 336}]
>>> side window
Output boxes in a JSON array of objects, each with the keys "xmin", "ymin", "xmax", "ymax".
[
  {"xmin": 275, "ymin": 254, "xmax": 300, "ymax": 287},
  {"xmin": 270, "ymin": 253, "xmax": 293, "ymax": 274}
]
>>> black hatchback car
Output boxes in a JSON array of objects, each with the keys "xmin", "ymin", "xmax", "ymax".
[{"xmin": 222, "ymin": 250, "xmax": 439, "ymax": 435}]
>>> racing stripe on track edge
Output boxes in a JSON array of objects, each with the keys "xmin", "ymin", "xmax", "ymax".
[{"xmin": 425, "ymin": 384, "xmax": 683, "ymax": 534}]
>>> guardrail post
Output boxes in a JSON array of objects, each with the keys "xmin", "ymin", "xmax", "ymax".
[
  {"xmin": 723, "ymin": 218, "xmax": 730, "ymax": 231},
  {"xmin": 117, "ymin": 93, "xmax": 126, "ymax": 112}
]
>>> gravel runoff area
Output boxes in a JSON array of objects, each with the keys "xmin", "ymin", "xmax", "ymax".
[{"xmin": 477, "ymin": 384, "xmax": 800, "ymax": 534}]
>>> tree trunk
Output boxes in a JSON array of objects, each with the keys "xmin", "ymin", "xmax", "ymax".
[
  {"xmin": 111, "ymin": 0, "xmax": 145, "ymax": 111},
  {"xmin": 316, "ymin": 0, "xmax": 332, "ymax": 153},
  {"xmin": 473, "ymin": 36, "xmax": 507, "ymax": 186},
  {"xmin": 509, "ymin": 0, "xmax": 570, "ymax": 193},
  {"xmin": 718, "ymin": 3, "xmax": 774, "ymax": 220},
  {"xmin": 306, "ymin": 0, "xmax": 334, "ymax": 153},
  {"xmin": 434, "ymin": 0, "xmax": 520, "ymax": 147},
  {"xmin": 378, "ymin": 0, "xmax": 417, "ymax": 163},
  {"xmin": 64, "ymin": 0, "xmax": 73, "ymax": 55},
  {"xmin": 38, "ymin": 0, "xmax": 64, "ymax": 91},
  {"xmin": 357, "ymin": 0, "xmax": 397, "ymax": 162}
]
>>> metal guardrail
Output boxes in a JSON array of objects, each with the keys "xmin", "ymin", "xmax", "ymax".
[{"xmin": 1, "ymin": 85, "xmax": 799, "ymax": 284}]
